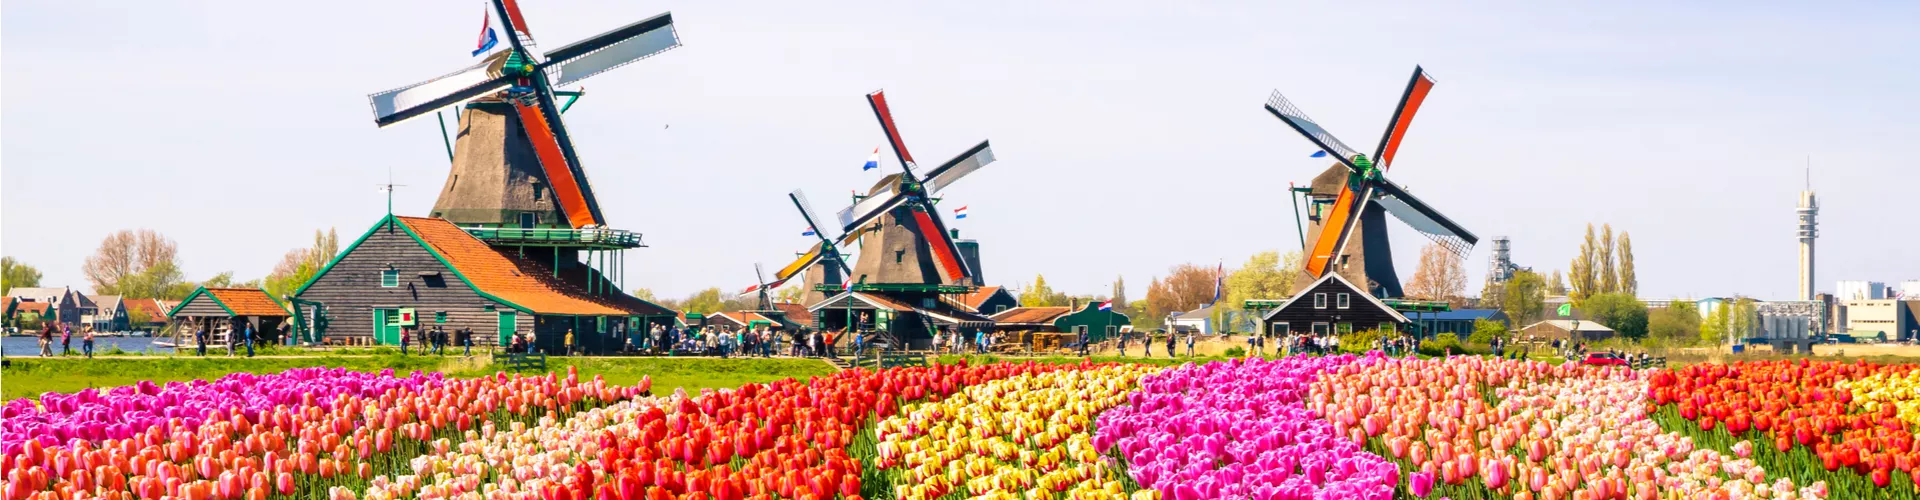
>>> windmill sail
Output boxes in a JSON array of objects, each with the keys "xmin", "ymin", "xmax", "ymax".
[
  {"xmin": 790, "ymin": 190, "xmax": 840, "ymax": 241},
  {"xmin": 1368, "ymin": 180, "xmax": 1477, "ymax": 258},
  {"xmin": 370, "ymin": 53, "xmax": 514, "ymax": 127},
  {"xmin": 542, "ymin": 13, "xmax": 680, "ymax": 87},
  {"xmin": 1266, "ymin": 89, "xmax": 1365, "ymax": 173},
  {"xmin": 1372, "ymin": 67, "xmax": 1436, "ymax": 171},
  {"xmin": 922, "ymin": 141, "xmax": 996, "ymax": 195}
]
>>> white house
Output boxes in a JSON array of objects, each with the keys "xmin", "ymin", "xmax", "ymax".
[{"xmin": 1168, "ymin": 305, "xmax": 1215, "ymax": 335}]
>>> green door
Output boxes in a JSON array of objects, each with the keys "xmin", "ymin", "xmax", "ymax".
[
  {"xmin": 374, "ymin": 309, "xmax": 400, "ymax": 345},
  {"xmin": 498, "ymin": 311, "xmax": 517, "ymax": 346}
]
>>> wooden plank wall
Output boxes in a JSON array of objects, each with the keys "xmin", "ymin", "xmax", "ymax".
[{"xmin": 294, "ymin": 221, "xmax": 523, "ymax": 345}]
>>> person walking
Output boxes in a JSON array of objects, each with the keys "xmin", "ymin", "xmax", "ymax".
[
  {"xmin": 1185, "ymin": 331, "xmax": 1196, "ymax": 358},
  {"xmin": 1165, "ymin": 332, "xmax": 1176, "ymax": 358},
  {"xmin": 400, "ymin": 326, "xmax": 411, "ymax": 355},
  {"xmin": 563, "ymin": 329, "xmax": 575, "ymax": 356},
  {"xmin": 244, "ymin": 322, "xmax": 255, "ymax": 357},
  {"xmin": 60, "ymin": 323, "xmax": 73, "ymax": 356},
  {"xmin": 82, "ymin": 326, "xmax": 96, "ymax": 359},
  {"xmin": 195, "ymin": 325, "xmax": 208, "ymax": 356},
  {"xmin": 39, "ymin": 322, "xmax": 54, "ymax": 357},
  {"xmin": 461, "ymin": 327, "xmax": 473, "ymax": 356}
]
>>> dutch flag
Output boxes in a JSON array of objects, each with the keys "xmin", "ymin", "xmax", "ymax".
[
  {"xmin": 862, "ymin": 147, "xmax": 881, "ymax": 171},
  {"xmin": 473, "ymin": 8, "xmax": 500, "ymax": 57},
  {"xmin": 1097, "ymin": 300, "xmax": 1113, "ymax": 312},
  {"xmin": 802, "ymin": 227, "xmax": 816, "ymax": 237},
  {"xmin": 953, "ymin": 206, "xmax": 969, "ymax": 219},
  {"xmin": 1310, "ymin": 150, "xmax": 1328, "ymax": 158}
]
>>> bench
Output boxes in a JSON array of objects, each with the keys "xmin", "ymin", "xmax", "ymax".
[{"xmin": 493, "ymin": 352, "xmax": 548, "ymax": 372}]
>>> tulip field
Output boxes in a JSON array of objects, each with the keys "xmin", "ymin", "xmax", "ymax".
[{"xmin": 7, "ymin": 355, "xmax": 1920, "ymax": 499}]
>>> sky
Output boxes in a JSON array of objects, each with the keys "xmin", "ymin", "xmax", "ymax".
[{"xmin": 4, "ymin": 0, "xmax": 1917, "ymax": 302}]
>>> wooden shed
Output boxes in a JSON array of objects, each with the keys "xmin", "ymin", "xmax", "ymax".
[
  {"xmin": 1261, "ymin": 272, "xmax": 1410, "ymax": 336},
  {"xmin": 167, "ymin": 287, "xmax": 292, "ymax": 344}
]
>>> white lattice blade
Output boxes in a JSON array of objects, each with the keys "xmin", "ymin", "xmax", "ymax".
[
  {"xmin": 1371, "ymin": 181, "xmax": 1477, "ymax": 258},
  {"xmin": 370, "ymin": 57, "xmax": 509, "ymax": 126},
  {"xmin": 546, "ymin": 14, "xmax": 679, "ymax": 87},
  {"xmin": 924, "ymin": 141, "xmax": 994, "ymax": 194},
  {"xmin": 1266, "ymin": 89, "xmax": 1362, "ymax": 162}
]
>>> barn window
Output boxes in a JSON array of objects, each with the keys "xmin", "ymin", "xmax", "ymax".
[
  {"xmin": 1312, "ymin": 322, "xmax": 1330, "ymax": 335},
  {"xmin": 381, "ymin": 269, "xmax": 399, "ymax": 287},
  {"xmin": 995, "ymin": 305, "xmax": 1009, "ymax": 314},
  {"xmin": 435, "ymin": 311, "xmax": 448, "ymax": 324},
  {"xmin": 1313, "ymin": 293, "xmax": 1327, "ymax": 309},
  {"xmin": 1337, "ymin": 293, "xmax": 1350, "ymax": 309},
  {"xmin": 1337, "ymin": 323, "xmax": 1353, "ymax": 335}
]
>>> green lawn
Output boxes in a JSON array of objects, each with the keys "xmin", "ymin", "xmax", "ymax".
[{"xmin": 1, "ymin": 355, "xmax": 837, "ymax": 400}]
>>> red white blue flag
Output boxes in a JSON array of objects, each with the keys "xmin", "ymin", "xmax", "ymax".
[
  {"xmin": 953, "ymin": 206, "xmax": 969, "ymax": 219},
  {"xmin": 862, "ymin": 147, "xmax": 881, "ymax": 171},
  {"xmin": 473, "ymin": 8, "xmax": 500, "ymax": 56},
  {"xmin": 1097, "ymin": 300, "xmax": 1113, "ymax": 311}
]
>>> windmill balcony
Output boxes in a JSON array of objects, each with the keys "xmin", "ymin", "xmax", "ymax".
[{"xmin": 464, "ymin": 226, "xmax": 646, "ymax": 250}]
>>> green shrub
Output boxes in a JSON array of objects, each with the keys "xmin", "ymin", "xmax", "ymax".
[
  {"xmin": 1338, "ymin": 329, "xmax": 1386, "ymax": 355},
  {"xmin": 1224, "ymin": 347, "xmax": 1247, "ymax": 357},
  {"xmin": 1419, "ymin": 333, "xmax": 1463, "ymax": 357}
]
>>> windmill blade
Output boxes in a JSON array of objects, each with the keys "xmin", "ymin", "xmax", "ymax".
[
  {"xmin": 755, "ymin": 262, "xmax": 767, "ymax": 285},
  {"xmin": 1371, "ymin": 66, "xmax": 1437, "ymax": 172},
  {"xmin": 1265, "ymin": 89, "xmax": 1365, "ymax": 174},
  {"xmin": 903, "ymin": 203, "xmax": 972, "ymax": 284},
  {"xmin": 369, "ymin": 54, "xmax": 514, "ymax": 127},
  {"xmin": 772, "ymin": 244, "xmax": 826, "ymax": 282},
  {"xmin": 867, "ymin": 90, "xmax": 919, "ymax": 173},
  {"xmin": 1369, "ymin": 179, "xmax": 1478, "ymax": 258},
  {"xmin": 835, "ymin": 177, "xmax": 907, "ymax": 233},
  {"xmin": 921, "ymin": 141, "xmax": 996, "ymax": 195},
  {"xmin": 1304, "ymin": 184, "xmax": 1371, "ymax": 277},
  {"xmin": 789, "ymin": 190, "xmax": 841, "ymax": 241},
  {"xmin": 493, "ymin": 0, "xmax": 542, "ymax": 56},
  {"xmin": 541, "ymin": 12, "xmax": 679, "ymax": 87},
  {"xmin": 510, "ymin": 102, "xmax": 601, "ymax": 227}
]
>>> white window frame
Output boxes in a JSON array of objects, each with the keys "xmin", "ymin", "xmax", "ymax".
[
  {"xmin": 1337, "ymin": 293, "xmax": 1350, "ymax": 309},
  {"xmin": 1314, "ymin": 293, "xmax": 1328, "ymax": 309},
  {"xmin": 1271, "ymin": 321, "xmax": 1289, "ymax": 335},
  {"xmin": 1312, "ymin": 322, "xmax": 1330, "ymax": 335}
]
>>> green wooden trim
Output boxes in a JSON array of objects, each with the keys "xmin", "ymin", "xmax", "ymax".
[
  {"xmin": 167, "ymin": 287, "xmax": 235, "ymax": 317},
  {"xmin": 295, "ymin": 215, "xmax": 399, "ymax": 297}
]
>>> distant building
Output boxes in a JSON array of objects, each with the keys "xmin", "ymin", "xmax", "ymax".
[
  {"xmin": 1421, "ymin": 309, "xmax": 1508, "ymax": 337},
  {"xmin": 944, "ymin": 286, "xmax": 1018, "ymax": 316},
  {"xmin": 1843, "ymin": 299, "xmax": 1917, "ymax": 342},
  {"xmin": 1900, "ymin": 281, "xmax": 1920, "ymax": 299},
  {"xmin": 1837, "ymin": 281, "xmax": 1887, "ymax": 300},
  {"xmin": 122, "ymin": 298, "xmax": 173, "ymax": 330},
  {"xmin": 1519, "ymin": 320, "xmax": 1617, "ymax": 342},
  {"xmin": 6, "ymin": 287, "xmax": 88, "ymax": 327},
  {"xmin": 84, "ymin": 295, "xmax": 128, "ymax": 332},
  {"xmin": 1754, "ymin": 300, "xmax": 1822, "ymax": 353},
  {"xmin": 1169, "ymin": 305, "xmax": 1218, "ymax": 335}
]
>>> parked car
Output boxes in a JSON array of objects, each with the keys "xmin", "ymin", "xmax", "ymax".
[{"xmin": 1581, "ymin": 352, "xmax": 1629, "ymax": 366}]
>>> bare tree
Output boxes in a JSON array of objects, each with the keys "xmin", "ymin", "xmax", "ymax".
[
  {"xmin": 1617, "ymin": 232, "xmax": 1637, "ymax": 297},
  {"xmin": 1405, "ymin": 243, "xmax": 1469, "ymax": 305},
  {"xmin": 1569, "ymin": 224, "xmax": 1599, "ymax": 304},
  {"xmin": 83, "ymin": 229, "xmax": 181, "ymax": 297},
  {"xmin": 1548, "ymin": 270, "xmax": 1568, "ymax": 296},
  {"xmin": 1598, "ymin": 223, "xmax": 1618, "ymax": 294}
]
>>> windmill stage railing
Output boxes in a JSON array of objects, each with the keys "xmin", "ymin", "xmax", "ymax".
[{"xmin": 464, "ymin": 227, "xmax": 646, "ymax": 249}]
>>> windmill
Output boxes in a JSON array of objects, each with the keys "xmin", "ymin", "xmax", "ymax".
[
  {"xmin": 833, "ymin": 90, "xmax": 997, "ymax": 286},
  {"xmin": 1265, "ymin": 66, "xmax": 1477, "ymax": 298},
  {"xmin": 367, "ymin": 0, "xmax": 680, "ymax": 230},
  {"xmin": 740, "ymin": 263, "xmax": 777, "ymax": 311},
  {"xmin": 747, "ymin": 190, "xmax": 859, "ymax": 306}
]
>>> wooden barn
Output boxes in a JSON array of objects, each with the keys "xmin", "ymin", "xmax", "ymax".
[
  {"xmin": 166, "ymin": 287, "xmax": 292, "ymax": 344},
  {"xmin": 1261, "ymin": 272, "xmax": 1410, "ymax": 336},
  {"xmin": 292, "ymin": 215, "xmax": 675, "ymax": 353}
]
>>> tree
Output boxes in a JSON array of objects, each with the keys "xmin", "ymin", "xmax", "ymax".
[
  {"xmin": 1584, "ymin": 293, "xmax": 1648, "ymax": 340},
  {"xmin": 1019, "ymin": 275, "xmax": 1068, "ymax": 307},
  {"xmin": 1569, "ymin": 224, "xmax": 1600, "ymax": 305},
  {"xmin": 1478, "ymin": 279, "xmax": 1504, "ymax": 310},
  {"xmin": 83, "ymin": 230, "xmax": 185, "ymax": 299},
  {"xmin": 127, "ymin": 305, "xmax": 157, "ymax": 330},
  {"xmin": 1501, "ymin": 270, "xmax": 1547, "ymax": 326},
  {"xmin": 1598, "ymin": 224, "xmax": 1618, "ymax": 295},
  {"xmin": 774, "ymin": 284, "xmax": 805, "ymax": 304},
  {"xmin": 1617, "ymin": 233, "xmax": 1637, "ymax": 297},
  {"xmin": 2, "ymin": 257, "xmax": 43, "ymax": 295},
  {"xmin": 264, "ymin": 229, "xmax": 340, "ymax": 300},
  {"xmin": 1700, "ymin": 300, "xmax": 1730, "ymax": 346},
  {"xmin": 17, "ymin": 311, "xmax": 44, "ymax": 331},
  {"xmin": 1649, "ymin": 300, "xmax": 1700, "ymax": 346},
  {"xmin": 630, "ymin": 288, "xmax": 658, "ymax": 302},
  {"xmin": 1405, "ymin": 244, "xmax": 1468, "ymax": 305},
  {"xmin": 1729, "ymin": 297, "xmax": 1756, "ymax": 340},
  {"xmin": 1224, "ymin": 251, "xmax": 1298, "ymax": 311},
  {"xmin": 1547, "ymin": 270, "xmax": 1568, "ymax": 296},
  {"xmin": 1468, "ymin": 318, "xmax": 1509, "ymax": 347},
  {"xmin": 680, "ymin": 288, "xmax": 726, "ymax": 315},
  {"xmin": 1148, "ymin": 264, "xmax": 1218, "ymax": 320},
  {"xmin": 1111, "ymin": 276, "xmax": 1128, "ymax": 311}
]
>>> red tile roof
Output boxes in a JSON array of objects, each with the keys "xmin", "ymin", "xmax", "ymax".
[
  {"xmin": 707, "ymin": 311, "xmax": 774, "ymax": 327},
  {"xmin": 15, "ymin": 301, "xmax": 50, "ymax": 315},
  {"xmin": 203, "ymin": 288, "xmax": 291, "ymax": 316},
  {"xmin": 122, "ymin": 298, "xmax": 165, "ymax": 316},
  {"xmin": 397, "ymin": 217, "xmax": 631, "ymax": 316},
  {"xmin": 989, "ymin": 306, "xmax": 1071, "ymax": 325},
  {"xmin": 1, "ymin": 297, "xmax": 12, "ymax": 313},
  {"xmin": 771, "ymin": 301, "xmax": 809, "ymax": 319}
]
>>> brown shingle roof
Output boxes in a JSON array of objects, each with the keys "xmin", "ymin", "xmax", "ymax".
[
  {"xmin": 989, "ymin": 306, "xmax": 1071, "ymax": 325},
  {"xmin": 15, "ymin": 301, "xmax": 49, "ymax": 315},
  {"xmin": 396, "ymin": 217, "xmax": 629, "ymax": 316},
  {"xmin": 708, "ymin": 311, "xmax": 774, "ymax": 327},
  {"xmin": 203, "ymin": 288, "xmax": 291, "ymax": 316},
  {"xmin": 771, "ymin": 301, "xmax": 809, "ymax": 319}
]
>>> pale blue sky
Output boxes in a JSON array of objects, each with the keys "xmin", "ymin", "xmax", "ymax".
[{"xmin": 4, "ymin": 0, "xmax": 1916, "ymax": 300}]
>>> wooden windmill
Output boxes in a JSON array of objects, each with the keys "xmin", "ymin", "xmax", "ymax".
[
  {"xmin": 833, "ymin": 90, "xmax": 998, "ymax": 287},
  {"xmin": 746, "ymin": 190, "xmax": 857, "ymax": 306},
  {"xmin": 1265, "ymin": 66, "xmax": 1477, "ymax": 298},
  {"xmin": 368, "ymin": 0, "xmax": 680, "ymax": 231}
]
